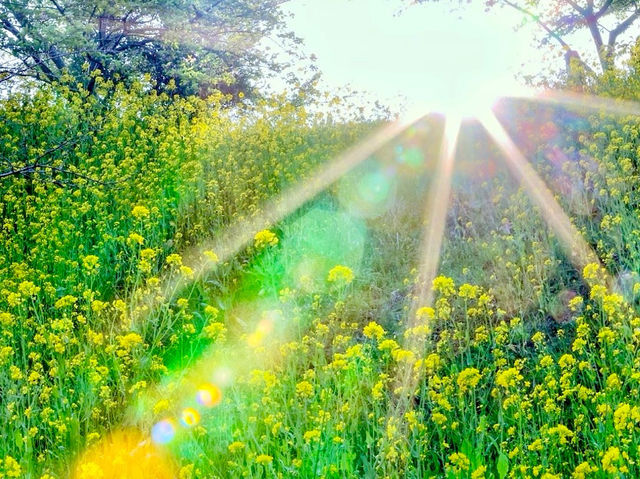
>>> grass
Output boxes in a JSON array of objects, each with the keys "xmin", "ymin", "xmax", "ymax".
[{"xmin": 4, "ymin": 71, "xmax": 640, "ymax": 479}]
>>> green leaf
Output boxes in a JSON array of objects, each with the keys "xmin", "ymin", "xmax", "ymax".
[{"xmin": 497, "ymin": 453, "xmax": 509, "ymax": 479}]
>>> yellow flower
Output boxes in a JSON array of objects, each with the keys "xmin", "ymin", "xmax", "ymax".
[
  {"xmin": 128, "ymin": 232, "xmax": 145, "ymax": 245},
  {"xmin": 568, "ymin": 296, "xmax": 583, "ymax": 312},
  {"xmin": 203, "ymin": 250, "xmax": 219, "ymax": 262},
  {"xmin": 392, "ymin": 348, "xmax": 415, "ymax": 363},
  {"xmin": 303, "ymin": 429, "xmax": 321, "ymax": 443},
  {"xmin": 18, "ymin": 280, "xmax": 40, "ymax": 297},
  {"xmin": 458, "ymin": 283, "xmax": 478, "ymax": 299},
  {"xmin": 606, "ymin": 373, "xmax": 622, "ymax": 390},
  {"xmin": 91, "ymin": 300, "xmax": 107, "ymax": 313},
  {"xmin": 602, "ymin": 446, "xmax": 621, "ymax": 473},
  {"xmin": 153, "ymin": 399, "xmax": 170, "ymax": 416},
  {"xmin": 180, "ymin": 265, "xmax": 194, "ymax": 279},
  {"xmin": 372, "ymin": 380, "xmax": 385, "ymax": 400},
  {"xmin": 432, "ymin": 276, "xmax": 455, "ymax": 296},
  {"xmin": 117, "ymin": 333, "xmax": 143, "ymax": 349},
  {"xmin": 296, "ymin": 380, "xmax": 314, "ymax": 398},
  {"xmin": 203, "ymin": 322, "xmax": 225, "ymax": 340},
  {"xmin": 228, "ymin": 441, "xmax": 245, "ymax": 453},
  {"xmin": 254, "ymin": 229, "xmax": 278, "ymax": 248},
  {"xmin": 76, "ymin": 461, "xmax": 104, "ymax": 479},
  {"xmin": 6, "ymin": 292, "xmax": 21, "ymax": 307},
  {"xmin": 471, "ymin": 465, "xmax": 487, "ymax": 479},
  {"xmin": 531, "ymin": 331, "xmax": 545, "ymax": 344},
  {"xmin": 140, "ymin": 248, "xmax": 156, "ymax": 260},
  {"xmin": 82, "ymin": 255, "xmax": 100, "ymax": 273},
  {"xmin": 166, "ymin": 253, "xmax": 182, "ymax": 266},
  {"xmin": 179, "ymin": 464, "xmax": 194, "ymax": 479},
  {"xmin": 363, "ymin": 321, "xmax": 385, "ymax": 340},
  {"xmin": 572, "ymin": 462, "xmax": 595, "ymax": 479},
  {"xmin": 2, "ymin": 456, "xmax": 21, "ymax": 478},
  {"xmin": 548, "ymin": 424, "xmax": 573, "ymax": 444},
  {"xmin": 416, "ymin": 306, "xmax": 435, "ymax": 321},
  {"xmin": 177, "ymin": 298, "xmax": 189, "ymax": 308},
  {"xmin": 457, "ymin": 367, "xmax": 482, "ymax": 393},
  {"xmin": 558, "ymin": 354, "xmax": 576, "ymax": 369},
  {"xmin": 528, "ymin": 439, "xmax": 543, "ymax": 451},
  {"xmin": 255, "ymin": 454, "xmax": 273, "ymax": 465},
  {"xmin": 327, "ymin": 265, "xmax": 354, "ymax": 284},
  {"xmin": 131, "ymin": 205, "xmax": 150, "ymax": 219},
  {"xmin": 0, "ymin": 312, "xmax": 15, "ymax": 327},
  {"xmin": 448, "ymin": 452, "xmax": 470, "ymax": 472},
  {"xmin": 55, "ymin": 295, "xmax": 77, "ymax": 309},
  {"xmin": 495, "ymin": 367, "xmax": 522, "ymax": 389},
  {"xmin": 540, "ymin": 355, "xmax": 554, "ymax": 367},
  {"xmin": 378, "ymin": 339, "xmax": 399, "ymax": 351},
  {"xmin": 432, "ymin": 412, "xmax": 447, "ymax": 426}
]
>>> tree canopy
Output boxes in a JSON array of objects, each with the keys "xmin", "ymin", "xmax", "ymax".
[{"xmin": 0, "ymin": 0, "xmax": 303, "ymax": 96}]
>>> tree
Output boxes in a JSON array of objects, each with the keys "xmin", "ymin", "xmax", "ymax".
[
  {"xmin": 414, "ymin": 0, "xmax": 640, "ymax": 77},
  {"xmin": 0, "ymin": 0, "xmax": 303, "ymax": 96}
]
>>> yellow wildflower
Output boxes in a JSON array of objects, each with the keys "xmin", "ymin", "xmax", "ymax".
[
  {"xmin": 327, "ymin": 265, "xmax": 354, "ymax": 284},
  {"xmin": 228, "ymin": 441, "xmax": 245, "ymax": 453},
  {"xmin": 254, "ymin": 229, "xmax": 278, "ymax": 248},
  {"xmin": 363, "ymin": 321, "xmax": 385, "ymax": 340},
  {"xmin": 255, "ymin": 454, "xmax": 273, "ymax": 465},
  {"xmin": 131, "ymin": 205, "xmax": 150, "ymax": 219},
  {"xmin": 457, "ymin": 368, "xmax": 482, "ymax": 393}
]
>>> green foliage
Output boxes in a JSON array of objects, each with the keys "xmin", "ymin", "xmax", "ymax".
[
  {"xmin": 0, "ymin": 0, "xmax": 303, "ymax": 97},
  {"xmin": 0, "ymin": 80, "xmax": 372, "ymax": 476}
]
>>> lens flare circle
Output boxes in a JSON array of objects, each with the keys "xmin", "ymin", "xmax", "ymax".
[
  {"xmin": 213, "ymin": 366, "xmax": 233, "ymax": 387},
  {"xmin": 196, "ymin": 383, "xmax": 223, "ymax": 408},
  {"xmin": 180, "ymin": 407, "xmax": 201, "ymax": 427},
  {"xmin": 151, "ymin": 419, "xmax": 176, "ymax": 445}
]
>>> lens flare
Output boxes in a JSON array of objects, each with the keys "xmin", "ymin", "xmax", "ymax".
[
  {"xmin": 257, "ymin": 318, "xmax": 275, "ymax": 334},
  {"xmin": 180, "ymin": 407, "xmax": 201, "ymax": 427},
  {"xmin": 213, "ymin": 366, "xmax": 234, "ymax": 387},
  {"xmin": 395, "ymin": 145, "xmax": 425, "ymax": 168},
  {"xmin": 196, "ymin": 383, "xmax": 223, "ymax": 408},
  {"xmin": 72, "ymin": 429, "xmax": 176, "ymax": 479},
  {"xmin": 151, "ymin": 419, "xmax": 176, "ymax": 445}
]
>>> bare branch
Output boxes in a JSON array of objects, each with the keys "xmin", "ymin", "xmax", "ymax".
[
  {"xmin": 566, "ymin": 0, "xmax": 587, "ymax": 15},
  {"xmin": 595, "ymin": 0, "xmax": 613, "ymax": 18},
  {"xmin": 48, "ymin": 0, "xmax": 65, "ymax": 15},
  {"xmin": 608, "ymin": 7, "xmax": 640, "ymax": 46}
]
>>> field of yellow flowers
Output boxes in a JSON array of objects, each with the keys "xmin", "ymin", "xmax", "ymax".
[{"xmin": 4, "ymin": 72, "xmax": 640, "ymax": 479}]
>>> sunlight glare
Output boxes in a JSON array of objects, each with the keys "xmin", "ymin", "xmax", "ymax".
[
  {"xmin": 479, "ymin": 110, "xmax": 603, "ymax": 275},
  {"xmin": 391, "ymin": 115, "xmax": 460, "ymax": 418}
]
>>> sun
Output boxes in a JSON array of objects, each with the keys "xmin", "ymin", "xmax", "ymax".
[
  {"xmin": 397, "ymin": 20, "xmax": 534, "ymax": 120},
  {"xmin": 411, "ymin": 73, "xmax": 532, "ymax": 121}
]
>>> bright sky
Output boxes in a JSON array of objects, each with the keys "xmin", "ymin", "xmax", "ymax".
[{"xmin": 282, "ymin": 0, "xmax": 547, "ymax": 113}]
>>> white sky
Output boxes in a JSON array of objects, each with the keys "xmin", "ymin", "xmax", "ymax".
[{"xmin": 280, "ymin": 0, "xmax": 552, "ymax": 112}]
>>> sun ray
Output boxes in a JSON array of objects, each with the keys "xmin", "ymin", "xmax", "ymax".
[
  {"xmin": 508, "ymin": 89, "xmax": 640, "ymax": 118},
  {"xmin": 478, "ymin": 109, "xmax": 604, "ymax": 279},
  {"xmin": 389, "ymin": 115, "xmax": 460, "ymax": 419}
]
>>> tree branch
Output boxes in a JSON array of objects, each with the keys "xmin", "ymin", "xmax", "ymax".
[
  {"xmin": 566, "ymin": 0, "xmax": 587, "ymax": 15},
  {"xmin": 48, "ymin": 0, "xmax": 65, "ymax": 16},
  {"xmin": 499, "ymin": 0, "xmax": 597, "ymax": 76},
  {"xmin": 608, "ymin": 7, "xmax": 640, "ymax": 46},
  {"xmin": 595, "ymin": 0, "xmax": 613, "ymax": 18}
]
